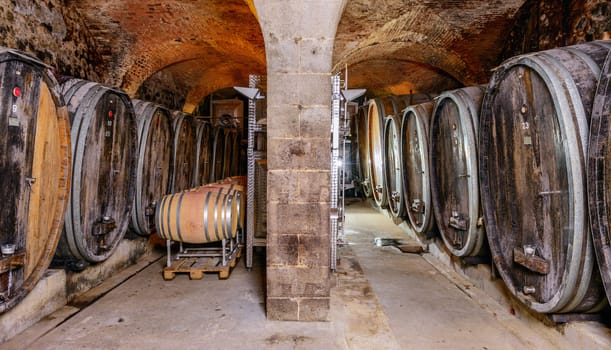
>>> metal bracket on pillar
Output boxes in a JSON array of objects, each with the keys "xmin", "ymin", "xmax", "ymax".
[
  {"xmin": 233, "ymin": 87, "xmax": 265, "ymax": 100},
  {"xmin": 341, "ymin": 89, "xmax": 366, "ymax": 103}
]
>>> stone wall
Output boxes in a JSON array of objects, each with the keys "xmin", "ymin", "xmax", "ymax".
[
  {"xmin": 501, "ymin": 0, "xmax": 611, "ymax": 61},
  {"xmin": 135, "ymin": 69, "xmax": 188, "ymax": 111},
  {"xmin": 569, "ymin": 0, "xmax": 611, "ymax": 43},
  {"xmin": 0, "ymin": 0, "xmax": 102, "ymax": 81}
]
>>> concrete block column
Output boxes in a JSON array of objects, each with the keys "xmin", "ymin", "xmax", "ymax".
[{"xmin": 254, "ymin": 0, "xmax": 345, "ymax": 321}]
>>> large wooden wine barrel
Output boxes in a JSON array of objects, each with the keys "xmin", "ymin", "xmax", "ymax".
[
  {"xmin": 170, "ymin": 111, "xmax": 197, "ymax": 193},
  {"xmin": 210, "ymin": 126, "xmax": 237, "ymax": 183},
  {"xmin": 56, "ymin": 78, "xmax": 137, "ymax": 263},
  {"xmin": 429, "ymin": 86, "xmax": 486, "ymax": 257},
  {"xmin": 480, "ymin": 41, "xmax": 611, "ymax": 313},
  {"xmin": 210, "ymin": 126, "xmax": 226, "ymax": 183},
  {"xmin": 193, "ymin": 120, "xmax": 212, "ymax": 187},
  {"xmin": 0, "ymin": 49, "xmax": 71, "ymax": 314},
  {"xmin": 155, "ymin": 187, "xmax": 240, "ymax": 243},
  {"xmin": 129, "ymin": 100, "xmax": 174, "ymax": 236},
  {"xmin": 356, "ymin": 105, "xmax": 372, "ymax": 198},
  {"xmin": 589, "ymin": 44, "xmax": 611, "ymax": 307},
  {"xmin": 368, "ymin": 97, "xmax": 407, "ymax": 207},
  {"xmin": 401, "ymin": 102, "xmax": 436, "ymax": 235},
  {"xmin": 223, "ymin": 128, "xmax": 239, "ymax": 177},
  {"xmin": 383, "ymin": 114, "xmax": 404, "ymax": 217}
]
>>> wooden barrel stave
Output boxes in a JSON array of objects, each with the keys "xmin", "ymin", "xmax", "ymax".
[
  {"xmin": 199, "ymin": 184, "xmax": 243, "ymax": 236},
  {"xmin": 401, "ymin": 101, "xmax": 436, "ymax": 235},
  {"xmin": 481, "ymin": 41, "xmax": 611, "ymax": 313},
  {"xmin": 223, "ymin": 128, "xmax": 239, "ymax": 178},
  {"xmin": 368, "ymin": 97, "xmax": 401, "ymax": 208},
  {"xmin": 383, "ymin": 114, "xmax": 404, "ymax": 217},
  {"xmin": 215, "ymin": 177, "xmax": 246, "ymax": 230},
  {"xmin": 210, "ymin": 127, "xmax": 226, "ymax": 183},
  {"xmin": 58, "ymin": 79, "xmax": 137, "ymax": 263},
  {"xmin": 170, "ymin": 111, "xmax": 197, "ymax": 193},
  {"xmin": 0, "ymin": 48, "xmax": 71, "ymax": 314},
  {"xmin": 588, "ymin": 42, "xmax": 611, "ymax": 308},
  {"xmin": 130, "ymin": 101, "xmax": 174, "ymax": 236},
  {"xmin": 430, "ymin": 86, "xmax": 486, "ymax": 257},
  {"xmin": 356, "ymin": 105, "xmax": 372, "ymax": 198},
  {"xmin": 193, "ymin": 120, "xmax": 212, "ymax": 187}
]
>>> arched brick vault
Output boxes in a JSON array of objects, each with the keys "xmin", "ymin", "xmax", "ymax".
[
  {"xmin": 333, "ymin": 0, "xmax": 527, "ymax": 96},
  {"xmin": 137, "ymin": 54, "xmax": 260, "ymax": 113},
  {"xmin": 67, "ymin": 0, "xmax": 556, "ymax": 109},
  {"xmin": 69, "ymin": 0, "xmax": 265, "ymax": 111}
]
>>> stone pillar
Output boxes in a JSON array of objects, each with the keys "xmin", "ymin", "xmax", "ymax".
[{"xmin": 254, "ymin": 0, "xmax": 345, "ymax": 321}]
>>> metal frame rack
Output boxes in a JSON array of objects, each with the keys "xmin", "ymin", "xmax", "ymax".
[
  {"xmin": 235, "ymin": 75, "xmax": 266, "ymax": 270},
  {"xmin": 162, "ymin": 215, "xmax": 244, "ymax": 280},
  {"xmin": 165, "ymin": 232, "xmax": 242, "ymax": 270},
  {"xmin": 330, "ymin": 72, "xmax": 366, "ymax": 271}
]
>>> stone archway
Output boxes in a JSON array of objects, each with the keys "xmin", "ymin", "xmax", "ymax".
[{"xmin": 253, "ymin": 0, "xmax": 347, "ymax": 321}]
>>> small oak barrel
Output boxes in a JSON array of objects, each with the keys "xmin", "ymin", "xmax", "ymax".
[
  {"xmin": 218, "ymin": 176, "xmax": 246, "ymax": 186},
  {"xmin": 56, "ymin": 78, "xmax": 137, "ymax": 263},
  {"xmin": 356, "ymin": 105, "xmax": 372, "ymax": 198},
  {"xmin": 0, "ymin": 48, "xmax": 71, "ymax": 314},
  {"xmin": 155, "ymin": 187, "xmax": 240, "ymax": 243},
  {"xmin": 383, "ymin": 113, "xmax": 404, "ymax": 217},
  {"xmin": 193, "ymin": 120, "xmax": 212, "ymax": 187},
  {"xmin": 588, "ymin": 44, "xmax": 611, "ymax": 307},
  {"xmin": 401, "ymin": 101, "xmax": 436, "ymax": 235},
  {"xmin": 129, "ymin": 100, "xmax": 174, "ymax": 236},
  {"xmin": 368, "ymin": 97, "xmax": 407, "ymax": 207},
  {"xmin": 218, "ymin": 176, "xmax": 247, "ymax": 230},
  {"xmin": 429, "ymin": 86, "xmax": 486, "ymax": 257},
  {"xmin": 170, "ymin": 111, "xmax": 197, "ymax": 193},
  {"xmin": 480, "ymin": 41, "xmax": 611, "ymax": 313}
]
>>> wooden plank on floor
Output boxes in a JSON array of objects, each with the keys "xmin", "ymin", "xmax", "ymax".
[{"xmin": 70, "ymin": 251, "xmax": 164, "ymax": 308}]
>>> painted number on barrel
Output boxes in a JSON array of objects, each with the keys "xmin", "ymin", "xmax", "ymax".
[
  {"xmin": 522, "ymin": 122, "xmax": 529, "ymax": 130},
  {"xmin": 12, "ymin": 104, "xmax": 17, "ymax": 113}
]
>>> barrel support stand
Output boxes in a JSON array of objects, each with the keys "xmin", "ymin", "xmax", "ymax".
[{"xmin": 162, "ymin": 234, "xmax": 243, "ymax": 280}]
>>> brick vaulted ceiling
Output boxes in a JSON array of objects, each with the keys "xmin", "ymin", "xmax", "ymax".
[
  {"xmin": 69, "ymin": 0, "xmax": 266, "ymax": 112},
  {"xmin": 333, "ymin": 0, "xmax": 527, "ymax": 96},
  {"xmin": 70, "ymin": 0, "xmax": 527, "ymax": 110}
]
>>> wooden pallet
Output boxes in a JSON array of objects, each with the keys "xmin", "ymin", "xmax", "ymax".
[{"xmin": 162, "ymin": 246, "xmax": 242, "ymax": 281}]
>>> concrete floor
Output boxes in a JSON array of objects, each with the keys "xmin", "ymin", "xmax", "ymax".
[{"xmin": 2, "ymin": 200, "xmax": 607, "ymax": 349}]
